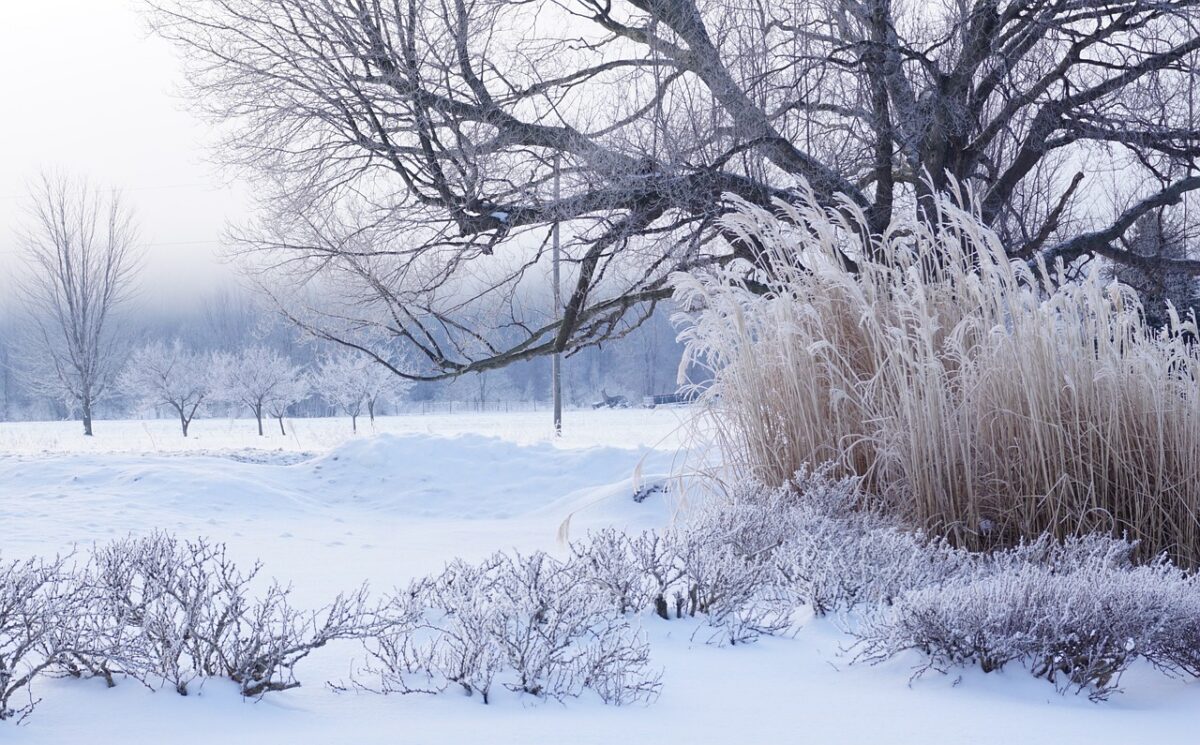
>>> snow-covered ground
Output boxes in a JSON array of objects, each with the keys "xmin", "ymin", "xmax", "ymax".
[
  {"xmin": 2, "ymin": 409, "xmax": 1199, "ymax": 743},
  {"xmin": 0, "ymin": 408, "xmax": 693, "ymax": 455}
]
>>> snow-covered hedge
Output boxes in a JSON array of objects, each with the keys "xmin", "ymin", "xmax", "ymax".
[
  {"xmin": 6, "ymin": 471, "xmax": 1200, "ymax": 721},
  {"xmin": 0, "ymin": 555, "xmax": 83, "ymax": 722}
]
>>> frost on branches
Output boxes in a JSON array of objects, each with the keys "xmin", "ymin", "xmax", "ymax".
[
  {"xmin": 212, "ymin": 347, "xmax": 307, "ymax": 436},
  {"xmin": 311, "ymin": 349, "xmax": 413, "ymax": 432},
  {"xmin": 355, "ymin": 553, "xmax": 661, "ymax": 705},
  {"xmin": 119, "ymin": 340, "xmax": 214, "ymax": 436}
]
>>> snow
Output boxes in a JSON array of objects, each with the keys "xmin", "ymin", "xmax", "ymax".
[
  {"xmin": 0, "ymin": 409, "xmax": 691, "ymax": 455},
  {"xmin": 2, "ymin": 409, "xmax": 1199, "ymax": 743}
]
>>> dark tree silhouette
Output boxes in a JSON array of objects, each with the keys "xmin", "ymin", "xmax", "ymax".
[{"xmin": 149, "ymin": 0, "xmax": 1200, "ymax": 378}]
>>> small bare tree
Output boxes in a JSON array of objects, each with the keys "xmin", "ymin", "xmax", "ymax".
[
  {"xmin": 213, "ymin": 346, "xmax": 305, "ymax": 436},
  {"xmin": 17, "ymin": 173, "xmax": 140, "ymax": 436},
  {"xmin": 362, "ymin": 354, "xmax": 414, "ymax": 423},
  {"xmin": 120, "ymin": 340, "xmax": 212, "ymax": 436},
  {"xmin": 265, "ymin": 374, "xmax": 310, "ymax": 436},
  {"xmin": 311, "ymin": 351, "xmax": 371, "ymax": 433}
]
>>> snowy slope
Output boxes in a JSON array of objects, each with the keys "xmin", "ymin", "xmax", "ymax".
[{"xmin": 1, "ymin": 413, "xmax": 1198, "ymax": 744}]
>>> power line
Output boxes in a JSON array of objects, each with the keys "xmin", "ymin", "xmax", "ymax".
[
  {"xmin": 0, "ymin": 181, "xmax": 234, "ymax": 201},
  {"xmin": 134, "ymin": 239, "xmax": 226, "ymax": 249}
]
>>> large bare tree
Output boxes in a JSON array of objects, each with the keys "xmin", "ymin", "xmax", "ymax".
[
  {"xmin": 148, "ymin": 0, "xmax": 1200, "ymax": 379},
  {"xmin": 17, "ymin": 174, "xmax": 141, "ymax": 436}
]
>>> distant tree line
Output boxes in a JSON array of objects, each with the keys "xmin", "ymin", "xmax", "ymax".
[{"xmin": 0, "ymin": 272, "xmax": 685, "ymax": 432}]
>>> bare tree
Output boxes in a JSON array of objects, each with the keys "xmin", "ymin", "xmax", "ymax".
[
  {"xmin": 17, "ymin": 173, "xmax": 140, "ymax": 436},
  {"xmin": 312, "ymin": 351, "xmax": 372, "ymax": 432},
  {"xmin": 1103, "ymin": 210, "xmax": 1197, "ymax": 328},
  {"xmin": 119, "ymin": 340, "xmax": 213, "ymax": 436},
  {"xmin": 264, "ymin": 374, "xmax": 311, "ymax": 436},
  {"xmin": 362, "ymin": 354, "xmax": 413, "ymax": 422},
  {"xmin": 214, "ymin": 346, "xmax": 305, "ymax": 435},
  {"xmin": 148, "ymin": 0, "xmax": 1200, "ymax": 379}
]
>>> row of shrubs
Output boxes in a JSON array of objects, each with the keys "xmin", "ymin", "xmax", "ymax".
[
  {"xmin": 7, "ymin": 470, "xmax": 1200, "ymax": 721},
  {"xmin": 0, "ymin": 531, "xmax": 664, "ymax": 723},
  {"xmin": 0, "ymin": 534, "xmax": 370, "ymax": 721}
]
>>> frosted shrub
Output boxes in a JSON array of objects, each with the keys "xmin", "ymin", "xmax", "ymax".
[
  {"xmin": 568, "ymin": 501, "xmax": 789, "ymax": 645},
  {"xmin": 776, "ymin": 521, "xmax": 965, "ymax": 617},
  {"xmin": 360, "ymin": 552, "xmax": 660, "ymax": 705},
  {"xmin": 853, "ymin": 548, "xmax": 1200, "ymax": 700},
  {"xmin": 82, "ymin": 533, "xmax": 370, "ymax": 697},
  {"xmin": 0, "ymin": 555, "xmax": 85, "ymax": 722},
  {"xmin": 675, "ymin": 182, "xmax": 1200, "ymax": 566},
  {"xmin": 417, "ymin": 557, "xmax": 507, "ymax": 701},
  {"xmin": 567, "ymin": 468, "xmax": 956, "ymax": 644},
  {"xmin": 220, "ymin": 583, "xmax": 372, "ymax": 697},
  {"xmin": 985, "ymin": 533, "xmax": 1138, "ymax": 574},
  {"xmin": 691, "ymin": 468, "xmax": 963, "ymax": 619},
  {"xmin": 82, "ymin": 534, "xmax": 245, "ymax": 694},
  {"xmin": 626, "ymin": 531, "xmax": 684, "ymax": 622},
  {"xmin": 670, "ymin": 530, "xmax": 791, "ymax": 645},
  {"xmin": 488, "ymin": 552, "xmax": 656, "ymax": 701},
  {"xmin": 570, "ymin": 529, "xmax": 660, "ymax": 616}
]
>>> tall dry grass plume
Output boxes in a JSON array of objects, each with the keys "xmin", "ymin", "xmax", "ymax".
[{"xmin": 675, "ymin": 184, "xmax": 1200, "ymax": 566}]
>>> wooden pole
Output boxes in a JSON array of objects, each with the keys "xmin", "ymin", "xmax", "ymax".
[{"xmin": 552, "ymin": 153, "xmax": 563, "ymax": 436}]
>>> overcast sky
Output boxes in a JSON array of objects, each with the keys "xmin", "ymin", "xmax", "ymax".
[{"xmin": 0, "ymin": 0, "xmax": 247, "ymax": 305}]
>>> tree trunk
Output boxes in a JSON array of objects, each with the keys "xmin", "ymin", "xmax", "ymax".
[
  {"xmin": 277, "ymin": 416, "xmax": 286, "ymax": 436},
  {"xmin": 178, "ymin": 406, "xmax": 189, "ymax": 437},
  {"xmin": 368, "ymin": 398, "xmax": 376, "ymax": 423},
  {"xmin": 81, "ymin": 398, "xmax": 94, "ymax": 437},
  {"xmin": 254, "ymin": 403, "xmax": 264, "ymax": 436},
  {"xmin": 351, "ymin": 414, "xmax": 357, "ymax": 433}
]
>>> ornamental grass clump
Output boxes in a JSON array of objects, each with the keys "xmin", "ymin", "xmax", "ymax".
[{"xmin": 675, "ymin": 184, "xmax": 1200, "ymax": 566}]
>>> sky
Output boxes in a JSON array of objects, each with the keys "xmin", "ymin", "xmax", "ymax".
[{"xmin": 0, "ymin": 0, "xmax": 247, "ymax": 306}]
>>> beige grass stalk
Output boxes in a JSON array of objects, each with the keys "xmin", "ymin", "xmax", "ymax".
[{"xmin": 675, "ymin": 184, "xmax": 1200, "ymax": 565}]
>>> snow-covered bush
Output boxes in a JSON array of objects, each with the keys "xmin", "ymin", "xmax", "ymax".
[
  {"xmin": 675, "ymin": 183, "xmax": 1200, "ymax": 566},
  {"xmin": 82, "ymin": 534, "xmax": 252, "ymax": 695},
  {"xmin": 358, "ymin": 552, "xmax": 660, "ymax": 705},
  {"xmin": 567, "ymin": 507, "xmax": 785, "ymax": 645},
  {"xmin": 221, "ymin": 582, "xmax": 372, "ymax": 697},
  {"xmin": 685, "ymin": 469, "xmax": 962, "ymax": 623},
  {"xmin": 81, "ymin": 533, "xmax": 370, "ymax": 697},
  {"xmin": 569, "ymin": 529, "xmax": 660, "ymax": 616},
  {"xmin": 0, "ymin": 554, "xmax": 85, "ymax": 722},
  {"xmin": 852, "ymin": 549, "xmax": 1200, "ymax": 700},
  {"xmin": 566, "ymin": 468, "xmax": 956, "ymax": 644}
]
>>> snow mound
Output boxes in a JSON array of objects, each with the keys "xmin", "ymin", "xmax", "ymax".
[{"xmin": 300, "ymin": 433, "xmax": 673, "ymax": 520}]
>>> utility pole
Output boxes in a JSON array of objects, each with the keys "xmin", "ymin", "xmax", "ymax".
[
  {"xmin": 1188, "ymin": 54, "xmax": 1195, "ymax": 238},
  {"xmin": 552, "ymin": 153, "xmax": 563, "ymax": 437}
]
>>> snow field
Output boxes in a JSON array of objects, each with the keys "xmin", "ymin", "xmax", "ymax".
[{"xmin": 1, "ymin": 409, "xmax": 1198, "ymax": 744}]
